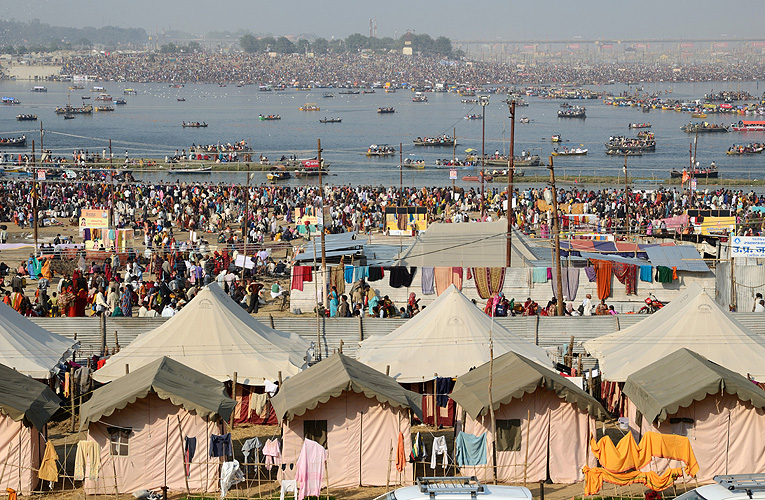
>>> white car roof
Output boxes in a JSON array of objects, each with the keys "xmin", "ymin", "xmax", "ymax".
[{"xmin": 389, "ymin": 484, "xmax": 533, "ymax": 500}]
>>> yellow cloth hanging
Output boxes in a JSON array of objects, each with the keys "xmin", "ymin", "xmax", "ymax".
[
  {"xmin": 38, "ymin": 441, "xmax": 59, "ymax": 482},
  {"xmin": 583, "ymin": 465, "xmax": 683, "ymax": 495},
  {"xmin": 590, "ymin": 431, "xmax": 699, "ymax": 477}
]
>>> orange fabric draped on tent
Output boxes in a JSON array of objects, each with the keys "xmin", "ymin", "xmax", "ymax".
[
  {"xmin": 593, "ymin": 260, "xmax": 612, "ymax": 299},
  {"xmin": 590, "ymin": 431, "xmax": 699, "ymax": 476},
  {"xmin": 582, "ymin": 466, "xmax": 683, "ymax": 495}
]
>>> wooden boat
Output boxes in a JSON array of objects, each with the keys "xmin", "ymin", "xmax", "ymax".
[
  {"xmin": 319, "ymin": 117, "xmax": 342, "ymax": 123},
  {"xmin": 63, "ymin": 114, "xmax": 75, "ymax": 120},
  {"xmin": 551, "ymin": 147, "xmax": 588, "ymax": 156},
  {"xmin": 362, "ymin": 90, "xmax": 375, "ymax": 94},
  {"xmin": 124, "ymin": 89, "xmax": 137, "ymax": 95},
  {"xmin": 55, "ymin": 104, "xmax": 92, "ymax": 114},
  {"xmin": 114, "ymin": 98, "xmax": 127, "ymax": 105},
  {"xmin": 182, "ymin": 122, "xmax": 207, "ymax": 128},
  {"xmin": 727, "ymin": 144, "xmax": 764, "ymax": 155},
  {"xmin": 731, "ymin": 120, "xmax": 765, "ymax": 132},
  {"xmin": 412, "ymin": 92, "xmax": 428, "ymax": 103},
  {"xmin": 462, "ymin": 98, "xmax": 478, "ymax": 103},
  {"xmin": 551, "ymin": 134, "xmax": 562, "ymax": 142},
  {"xmin": 670, "ymin": 166, "xmax": 718, "ymax": 178},
  {"xmin": 558, "ymin": 107, "xmax": 586, "ymax": 118},
  {"xmin": 339, "ymin": 90, "xmax": 360, "ymax": 95},
  {"xmin": 299, "ymin": 103, "xmax": 320, "ymax": 111},
  {"xmin": 259, "ymin": 114, "xmax": 281, "ymax": 121},
  {"xmin": 168, "ymin": 165, "xmax": 212, "ymax": 174},
  {"xmin": 462, "ymin": 172, "xmax": 492, "ymax": 182},
  {"xmin": 322, "ymin": 93, "xmax": 335, "ymax": 98},
  {"xmin": 95, "ymin": 93, "xmax": 112, "ymax": 101},
  {"xmin": 31, "ymin": 86, "xmax": 47, "ymax": 92},
  {"xmin": 2, "ymin": 97, "xmax": 20, "ymax": 105},
  {"xmin": 605, "ymin": 149, "xmax": 642, "ymax": 156},
  {"xmin": 413, "ymin": 135, "xmax": 456, "ymax": 147},
  {"xmin": 0, "ymin": 136, "xmax": 27, "ymax": 147},
  {"xmin": 95, "ymin": 105, "xmax": 115, "ymax": 112},
  {"xmin": 267, "ymin": 171, "xmax": 291, "ymax": 181},
  {"xmin": 628, "ymin": 123, "xmax": 651, "ymax": 129},
  {"xmin": 377, "ymin": 107, "xmax": 395, "ymax": 113},
  {"xmin": 70, "ymin": 85, "xmax": 85, "ymax": 90},
  {"xmin": 16, "ymin": 114, "xmax": 37, "ymax": 121},
  {"xmin": 81, "ymin": 96, "xmax": 91, "ymax": 99},
  {"xmin": 384, "ymin": 88, "xmax": 397, "ymax": 93},
  {"xmin": 464, "ymin": 114, "xmax": 482, "ymax": 120},
  {"xmin": 519, "ymin": 117, "xmax": 530, "ymax": 123},
  {"xmin": 294, "ymin": 168, "xmax": 328, "ymax": 178},
  {"xmin": 367, "ymin": 144, "xmax": 396, "ymax": 156},
  {"xmin": 91, "ymin": 86, "xmax": 105, "ymax": 92},
  {"xmin": 177, "ymin": 98, "xmax": 186, "ymax": 102},
  {"xmin": 691, "ymin": 113, "xmax": 707, "ymax": 119},
  {"xmin": 681, "ymin": 122, "xmax": 728, "ymax": 133}
]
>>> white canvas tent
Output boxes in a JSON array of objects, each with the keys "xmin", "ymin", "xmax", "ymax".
[
  {"xmin": 272, "ymin": 354, "xmax": 422, "ymax": 488},
  {"xmin": 95, "ymin": 283, "xmax": 310, "ymax": 385},
  {"xmin": 623, "ymin": 349, "xmax": 765, "ymax": 482},
  {"xmin": 451, "ymin": 351, "xmax": 605, "ymax": 483},
  {"xmin": 0, "ymin": 363, "xmax": 60, "ymax": 494},
  {"xmin": 0, "ymin": 301, "xmax": 77, "ymax": 379},
  {"xmin": 583, "ymin": 283, "xmax": 765, "ymax": 382},
  {"xmin": 356, "ymin": 285, "xmax": 552, "ymax": 383}
]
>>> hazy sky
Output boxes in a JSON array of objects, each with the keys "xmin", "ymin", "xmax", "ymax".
[{"xmin": 2, "ymin": 0, "xmax": 762, "ymax": 41}]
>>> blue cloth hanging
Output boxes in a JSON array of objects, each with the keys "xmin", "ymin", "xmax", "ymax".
[
  {"xmin": 344, "ymin": 265, "xmax": 354, "ymax": 283},
  {"xmin": 639, "ymin": 265, "xmax": 653, "ymax": 282}
]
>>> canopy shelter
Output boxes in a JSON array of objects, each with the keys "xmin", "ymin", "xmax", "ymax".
[
  {"xmin": 623, "ymin": 348, "xmax": 765, "ymax": 481},
  {"xmin": 0, "ymin": 363, "xmax": 61, "ymax": 494},
  {"xmin": 583, "ymin": 283, "xmax": 765, "ymax": 382},
  {"xmin": 272, "ymin": 353, "xmax": 421, "ymax": 487},
  {"xmin": 95, "ymin": 283, "xmax": 310, "ymax": 385},
  {"xmin": 451, "ymin": 351, "xmax": 605, "ymax": 483},
  {"xmin": 356, "ymin": 285, "xmax": 552, "ymax": 383},
  {"xmin": 395, "ymin": 220, "xmax": 541, "ymax": 268},
  {"xmin": 0, "ymin": 301, "xmax": 77, "ymax": 379},
  {"xmin": 80, "ymin": 357, "xmax": 236, "ymax": 494}
]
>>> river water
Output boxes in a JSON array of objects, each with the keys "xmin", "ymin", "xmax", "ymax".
[{"xmin": 0, "ymin": 79, "xmax": 763, "ymax": 187}]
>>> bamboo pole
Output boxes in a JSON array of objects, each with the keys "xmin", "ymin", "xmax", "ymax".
[
  {"xmin": 176, "ymin": 416, "xmax": 191, "ymax": 496},
  {"xmin": 523, "ymin": 409, "xmax": 530, "ymax": 487}
]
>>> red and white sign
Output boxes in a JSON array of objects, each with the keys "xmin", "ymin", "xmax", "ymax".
[{"xmin": 302, "ymin": 159, "xmax": 320, "ymax": 168}]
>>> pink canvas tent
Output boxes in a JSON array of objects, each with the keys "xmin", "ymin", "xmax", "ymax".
[
  {"xmin": 271, "ymin": 354, "xmax": 423, "ymax": 488},
  {"xmin": 623, "ymin": 348, "xmax": 765, "ymax": 482},
  {"xmin": 79, "ymin": 357, "xmax": 236, "ymax": 494},
  {"xmin": 450, "ymin": 351, "xmax": 606, "ymax": 484},
  {"xmin": 0, "ymin": 363, "xmax": 60, "ymax": 494}
]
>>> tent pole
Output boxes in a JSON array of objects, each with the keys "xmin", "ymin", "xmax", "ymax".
[
  {"xmin": 523, "ymin": 409, "xmax": 530, "ymax": 487},
  {"xmin": 176, "ymin": 415, "xmax": 191, "ymax": 496},
  {"xmin": 163, "ymin": 418, "xmax": 169, "ymax": 499}
]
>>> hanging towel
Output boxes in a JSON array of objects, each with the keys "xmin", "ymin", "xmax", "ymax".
[
  {"xmin": 250, "ymin": 393, "xmax": 268, "ymax": 418},
  {"xmin": 430, "ymin": 436, "xmax": 449, "ymax": 469},
  {"xmin": 532, "ymin": 267, "xmax": 548, "ymax": 283},
  {"xmin": 593, "ymin": 260, "xmax": 613, "ymax": 300},
  {"xmin": 368, "ymin": 266, "xmax": 384, "ymax": 281},
  {"xmin": 354, "ymin": 266, "xmax": 369, "ymax": 282},
  {"xmin": 210, "ymin": 433, "xmax": 233, "ymax": 458},
  {"xmin": 421, "ymin": 267, "xmax": 435, "ymax": 295},
  {"xmin": 344, "ymin": 265, "xmax": 354, "ymax": 284},
  {"xmin": 552, "ymin": 267, "xmax": 580, "ymax": 301},
  {"xmin": 434, "ymin": 267, "xmax": 453, "ymax": 295},
  {"xmin": 38, "ymin": 441, "xmax": 59, "ymax": 482},
  {"xmin": 466, "ymin": 268, "xmax": 472, "ymax": 280},
  {"xmin": 262, "ymin": 438, "xmax": 281, "ymax": 471},
  {"xmin": 584, "ymin": 266, "xmax": 597, "ymax": 282},
  {"xmin": 455, "ymin": 433, "xmax": 487, "ymax": 467},
  {"xmin": 395, "ymin": 432, "xmax": 406, "ymax": 473},
  {"xmin": 656, "ymin": 266, "xmax": 673, "ymax": 283},
  {"xmin": 547, "ymin": 267, "xmax": 553, "ymax": 280},
  {"xmin": 242, "ymin": 437, "xmax": 262, "ymax": 464},
  {"xmin": 451, "ymin": 267, "xmax": 463, "ymax": 290},
  {"xmin": 291, "ymin": 266, "xmax": 310, "ymax": 291},
  {"xmin": 295, "ymin": 439, "xmax": 327, "ymax": 500},
  {"xmin": 436, "ymin": 377, "xmax": 454, "ymax": 408},
  {"xmin": 185, "ymin": 437, "xmax": 197, "ymax": 477},
  {"xmin": 389, "ymin": 266, "xmax": 409, "ymax": 288},
  {"xmin": 220, "ymin": 460, "xmax": 244, "ymax": 499},
  {"xmin": 74, "ymin": 441, "xmax": 101, "ymax": 481},
  {"xmin": 639, "ymin": 265, "xmax": 653, "ymax": 282},
  {"xmin": 672, "ymin": 266, "xmax": 678, "ymax": 280}
]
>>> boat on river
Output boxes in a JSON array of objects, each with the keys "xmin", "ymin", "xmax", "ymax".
[
  {"xmin": 124, "ymin": 89, "xmax": 137, "ymax": 95},
  {"xmin": 0, "ymin": 136, "xmax": 27, "ymax": 147},
  {"xmin": 114, "ymin": 98, "xmax": 127, "ymax": 105},
  {"xmin": 628, "ymin": 123, "xmax": 651, "ymax": 129},
  {"xmin": 95, "ymin": 105, "xmax": 115, "ymax": 112},
  {"xmin": 551, "ymin": 147, "xmax": 588, "ymax": 156},
  {"xmin": 413, "ymin": 135, "xmax": 456, "ymax": 147},
  {"xmin": 551, "ymin": 134, "xmax": 562, "ymax": 142},
  {"xmin": 367, "ymin": 144, "xmax": 396, "ymax": 157},
  {"xmin": 182, "ymin": 121, "xmax": 207, "ymax": 128},
  {"xmin": 606, "ymin": 149, "xmax": 642, "ymax": 156},
  {"xmin": 259, "ymin": 114, "xmax": 281, "ymax": 121},
  {"xmin": 319, "ymin": 117, "xmax": 342, "ymax": 123},
  {"xmin": 267, "ymin": 171, "xmax": 290, "ymax": 181},
  {"xmin": 731, "ymin": 120, "xmax": 765, "ymax": 132},
  {"xmin": 681, "ymin": 122, "xmax": 728, "ymax": 133},
  {"xmin": 670, "ymin": 165, "xmax": 718, "ymax": 179},
  {"xmin": 299, "ymin": 103, "xmax": 320, "ymax": 111},
  {"xmin": 464, "ymin": 114, "xmax": 482, "ymax": 120},
  {"xmin": 558, "ymin": 106, "xmax": 586, "ymax": 118},
  {"xmin": 727, "ymin": 144, "xmax": 764, "ymax": 155},
  {"xmin": 2, "ymin": 97, "xmax": 20, "ymax": 105},
  {"xmin": 55, "ymin": 104, "xmax": 92, "ymax": 114},
  {"xmin": 95, "ymin": 93, "xmax": 112, "ymax": 101},
  {"xmin": 377, "ymin": 107, "xmax": 395, "ymax": 114},
  {"xmin": 168, "ymin": 165, "xmax": 212, "ymax": 174},
  {"xmin": 412, "ymin": 92, "xmax": 428, "ymax": 103},
  {"xmin": 16, "ymin": 114, "xmax": 37, "ymax": 121},
  {"xmin": 339, "ymin": 90, "xmax": 360, "ymax": 95}
]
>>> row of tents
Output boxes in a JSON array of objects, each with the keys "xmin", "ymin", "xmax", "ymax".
[{"xmin": 3, "ymin": 281, "xmax": 765, "ymax": 494}]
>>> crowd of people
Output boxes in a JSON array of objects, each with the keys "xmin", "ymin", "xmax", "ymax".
[
  {"xmin": 1, "ymin": 175, "xmax": 765, "ymax": 319},
  {"xmin": 58, "ymin": 52, "xmax": 765, "ymax": 87}
]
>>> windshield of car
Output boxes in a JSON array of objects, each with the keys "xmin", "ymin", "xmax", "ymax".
[
  {"xmin": 674, "ymin": 490, "xmax": 707, "ymax": 500},
  {"xmin": 373, "ymin": 493, "xmax": 397, "ymax": 500}
]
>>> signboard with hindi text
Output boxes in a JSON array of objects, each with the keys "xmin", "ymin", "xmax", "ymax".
[
  {"xmin": 732, "ymin": 236, "xmax": 765, "ymax": 258},
  {"xmin": 79, "ymin": 209, "xmax": 110, "ymax": 229}
]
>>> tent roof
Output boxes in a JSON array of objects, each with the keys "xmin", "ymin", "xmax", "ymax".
[
  {"xmin": 356, "ymin": 285, "xmax": 552, "ymax": 383},
  {"xmin": 0, "ymin": 301, "xmax": 77, "ymax": 379},
  {"xmin": 81, "ymin": 357, "xmax": 236, "ymax": 429},
  {"xmin": 395, "ymin": 220, "xmax": 540, "ymax": 268},
  {"xmin": 271, "ymin": 353, "xmax": 422, "ymax": 422},
  {"xmin": 451, "ymin": 351, "xmax": 606, "ymax": 420},
  {"xmin": 583, "ymin": 283, "xmax": 765, "ymax": 382},
  {"xmin": 94, "ymin": 283, "xmax": 309, "ymax": 385},
  {"xmin": 644, "ymin": 245, "xmax": 709, "ymax": 272},
  {"xmin": 0, "ymin": 363, "xmax": 60, "ymax": 430},
  {"xmin": 623, "ymin": 348, "xmax": 765, "ymax": 425}
]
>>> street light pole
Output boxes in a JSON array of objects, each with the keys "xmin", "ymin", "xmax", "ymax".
[
  {"xmin": 480, "ymin": 96, "xmax": 489, "ymax": 219},
  {"xmin": 549, "ymin": 156, "xmax": 564, "ymax": 316}
]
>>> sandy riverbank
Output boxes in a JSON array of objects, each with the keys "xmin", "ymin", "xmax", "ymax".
[{"xmin": 3, "ymin": 63, "xmax": 61, "ymax": 80}]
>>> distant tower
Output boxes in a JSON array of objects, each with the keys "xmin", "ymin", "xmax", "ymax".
[
  {"xmin": 403, "ymin": 30, "xmax": 413, "ymax": 56},
  {"xmin": 374, "ymin": 18, "xmax": 378, "ymax": 38},
  {"xmin": 370, "ymin": 19, "xmax": 373, "ymax": 38}
]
